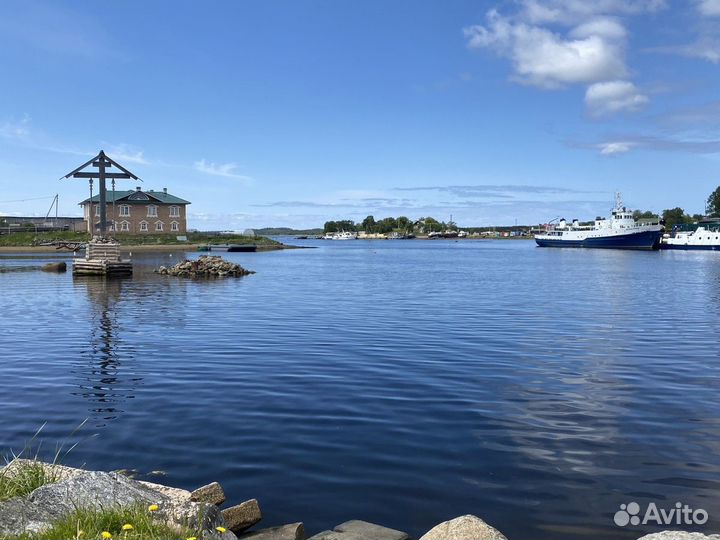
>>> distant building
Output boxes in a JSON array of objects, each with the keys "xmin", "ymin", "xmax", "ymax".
[
  {"xmin": 0, "ymin": 216, "xmax": 85, "ymax": 232},
  {"xmin": 79, "ymin": 187, "xmax": 190, "ymax": 234}
]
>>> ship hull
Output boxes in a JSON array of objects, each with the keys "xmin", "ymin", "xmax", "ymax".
[
  {"xmin": 535, "ymin": 230, "xmax": 662, "ymax": 250},
  {"xmin": 660, "ymin": 243, "xmax": 720, "ymax": 251}
]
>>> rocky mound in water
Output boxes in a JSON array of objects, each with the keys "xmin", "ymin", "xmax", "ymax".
[{"xmin": 156, "ymin": 255, "xmax": 255, "ymax": 278}]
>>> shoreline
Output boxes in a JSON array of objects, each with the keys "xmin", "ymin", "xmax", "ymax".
[{"xmin": 0, "ymin": 243, "xmax": 307, "ymax": 254}]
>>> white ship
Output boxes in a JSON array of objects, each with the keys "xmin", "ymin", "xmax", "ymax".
[
  {"xmin": 535, "ymin": 193, "xmax": 664, "ymax": 250},
  {"xmin": 661, "ymin": 219, "xmax": 720, "ymax": 250},
  {"xmin": 331, "ymin": 231, "xmax": 357, "ymax": 240}
]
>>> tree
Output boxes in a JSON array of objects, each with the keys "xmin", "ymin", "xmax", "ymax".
[
  {"xmin": 375, "ymin": 217, "xmax": 397, "ymax": 234},
  {"xmin": 396, "ymin": 216, "xmax": 411, "ymax": 231},
  {"xmin": 633, "ymin": 210, "xmax": 657, "ymax": 220},
  {"xmin": 361, "ymin": 215, "xmax": 376, "ymax": 233},
  {"xmin": 335, "ymin": 220, "xmax": 356, "ymax": 232},
  {"xmin": 662, "ymin": 207, "xmax": 692, "ymax": 229},
  {"xmin": 324, "ymin": 221, "xmax": 338, "ymax": 233},
  {"xmin": 422, "ymin": 217, "xmax": 443, "ymax": 233},
  {"xmin": 707, "ymin": 186, "xmax": 720, "ymax": 217}
]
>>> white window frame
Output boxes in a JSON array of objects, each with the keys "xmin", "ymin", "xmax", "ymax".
[
  {"xmin": 170, "ymin": 221, "xmax": 179, "ymax": 232},
  {"xmin": 94, "ymin": 204, "xmax": 100, "ymax": 216},
  {"xmin": 155, "ymin": 221, "xmax": 164, "ymax": 232},
  {"xmin": 139, "ymin": 221, "xmax": 148, "ymax": 232},
  {"xmin": 120, "ymin": 221, "xmax": 130, "ymax": 232},
  {"xmin": 169, "ymin": 206, "xmax": 180, "ymax": 217},
  {"xmin": 119, "ymin": 205, "xmax": 130, "ymax": 217},
  {"xmin": 147, "ymin": 205, "xmax": 158, "ymax": 217}
]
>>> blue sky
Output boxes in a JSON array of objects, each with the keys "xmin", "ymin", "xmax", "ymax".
[{"xmin": 0, "ymin": 0, "xmax": 719, "ymax": 229}]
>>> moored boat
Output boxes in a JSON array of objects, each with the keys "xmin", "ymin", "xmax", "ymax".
[
  {"xmin": 331, "ymin": 231, "xmax": 357, "ymax": 240},
  {"xmin": 535, "ymin": 193, "xmax": 664, "ymax": 250},
  {"xmin": 661, "ymin": 218, "xmax": 720, "ymax": 250}
]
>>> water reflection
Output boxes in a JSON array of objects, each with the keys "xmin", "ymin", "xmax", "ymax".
[{"xmin": 71, "ymin": 277, "xmax": 140, "ymax": 427}]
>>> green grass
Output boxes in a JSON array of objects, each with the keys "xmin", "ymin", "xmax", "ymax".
[
  {"xmin": 0, "ymin": 231, "xmax": 89, "ymax": 247},
  {"xmin": 0, "ymin": 460, "xmax": 58, "ymax": 502},
  {"xmin": 0, "ymin": 231, "xmax": 281, "ymax": 247},
  {"xmin": 1, "ymin": 505, "xmax": 200, "ymax": 540}
]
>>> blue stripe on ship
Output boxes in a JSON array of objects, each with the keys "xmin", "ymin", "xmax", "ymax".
[
  {"xmin": 535, "ymin": 230, "xmax": 662, "ymax": 250},
  {"xmin": 660, "ymin": 244, "xmax": 720, "ymax": 251}
]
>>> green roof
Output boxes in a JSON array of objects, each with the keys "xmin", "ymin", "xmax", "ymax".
[{"xmin": 79, "ymin": 189, "xmax": 190, "ymax": 205}]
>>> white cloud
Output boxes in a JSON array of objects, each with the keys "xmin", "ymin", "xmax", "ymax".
[
  {"xmin": 0, "ymin": 115, "xmax": 31, "ymax": 140},
  {"xmin": 464, "ymin": 1, "xmax": 660, "ymax": 112},
  {"xmin": 104, "ymin": 143, "xmax": 149, "ymax": 165},
  {"xmin": 597, "ymin": 141, "xmax": 636, "ymax": 154},
  {"xmin": 521, "ymin": 0, "xmax": 666, "ymax": 24},
  {"xmin": 569, "ymin": 17, "xmax": 627, "ymax": 40},
  {"xmin": 697, "ymin": 0, "xmax": 720, "ymax": 16},
  {"xmin": 465, "ymin": 12, "xmax": 627, "ymax": 88},
  {"xmin": 194, "ymin": 159, "xmax": 252, "ymax": 181},
  {"xmin": 585, "ymin": 81, "xmax": 649, "ymax": 115}
]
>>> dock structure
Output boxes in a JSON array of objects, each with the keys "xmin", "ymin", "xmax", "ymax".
[
  {"xmin": 73, "ymin": 238, "xmax": 132, "ymax": 276},
  {"xmin": 62, "ymin": 151, "xmax": 139, "ymax": 276}
]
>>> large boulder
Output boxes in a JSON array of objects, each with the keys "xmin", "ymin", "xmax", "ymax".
[
  {"xmin": 239, "ymin": 522, "xmax": 305, "ymax": 540},
  {"xmin": 0, "ymin": 460, "xmax": 233, "ymax": 539},
  {"xmin": 308, "ymin": 520, "xmax": 408, "ymax": 540},
  {"xmin": 637, "ymin": 533, "xmax": 720, "ymax": 539},
  {"xmin": 222, "ymin": 499, "xmax": 262, "ymax": 533},
  {"xmin": 419, "ymin": 515, "xmax": 508, "ymax": 540},
  {"xmin": 41, "ymin": 262, "xmax": 67, "ymax": 272},
  {"xmin": 192, "ymin": 481, "xmax": 227, "ymax": 506}
]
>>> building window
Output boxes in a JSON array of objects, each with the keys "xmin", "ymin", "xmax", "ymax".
[
  {"xmin": 147, "ymin": 205, "xmax": 158, "ymax": 217},
  {"xmin": 94, "ymin": 205, "xmax": 100, "ymax": 216},
  {"xmin": 119, "ymin": 205, "xmax": 130, "ymax": 217},
  {"xmin": 171, "ymin": 221, "xmax": 179, "ymax": 232},
  {"xmin": 140, "ymin": 221, "xmax": 148, "ymax": 232},
  {"xmin": 169, "ymin": 206, "xmax": 180, "ymax": 217},
  {"xmin": 120, "ymin": 221, "xmax": 130, "ymax": 232},
  {"xmin": 155, "ymin": 221, "xmax": 164, "ymax": 232}
]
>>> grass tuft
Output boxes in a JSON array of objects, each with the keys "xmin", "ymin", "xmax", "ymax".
[
  {"xmin": 0, "ymin": 460, "xmax": 58, "ymax": 502},
  {"xmin": 1, "ymin": 504, "xmax": 198, "ymax": 540}
]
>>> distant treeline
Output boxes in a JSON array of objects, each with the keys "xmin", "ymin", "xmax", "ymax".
[
  {"xmin": 633, "ymin": 183, "xmax": 720, "ymax": 228},
  {"xmin": 324, "ymin": 216, "xmax": 455, "ymax": 234},
  {"xmin": 255, "ymin": 227, "xmax": 323, "ymax": 236}
]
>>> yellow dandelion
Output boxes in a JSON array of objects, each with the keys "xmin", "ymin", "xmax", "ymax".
[
  {"xmin": 186, "ymin": 537, "xmax": 197, "ymax": 540},
  {"xmin": 101, "ymin": 533, "xmax": 112, "ymax": 540},
  {"xmin": 122, "ymin": 524, "xmax": 134, "ymax": 531},
  {"xmin": 216, "ymin": 526, "xmax": 227, "ymax": 533},
  {"xmin": 148, "ymin": 504, "xmax": 159, "ymax": 512}
]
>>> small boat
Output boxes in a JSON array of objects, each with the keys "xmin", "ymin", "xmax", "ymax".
[
  {"xmin": 661, "ymin": 218, "xmax": 720, "ymax": 250},
  {"xmin": 331, "ymin": 231, "xmax": 357, "ymax": 240},
  {"xmin": 535, "ymin": 193, "xmax": 664, "ymax": 250},
  {"xmin": 207, "ymin": 244, "xmax": 257, "ymax": 252}
]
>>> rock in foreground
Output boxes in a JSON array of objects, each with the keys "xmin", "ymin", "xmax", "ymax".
[
  {"xmin": 419, "ymin": 514, "xmax": 508, "ymax": 540},
  {"xmin": 308, "ymin": 520, "xmax": 408, "ymax": 540},
  {"xmin": 157, "ymin": 255, "xmax": 255, "ymax": 278},
  {"xmin": 0, "ymin": 460, "xmax": 234, "ymax": 539}
]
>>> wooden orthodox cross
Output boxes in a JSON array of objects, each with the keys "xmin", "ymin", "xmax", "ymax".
[{"xmin": 63, "ymin": 150, "xmax": 141, "ymax": 236}]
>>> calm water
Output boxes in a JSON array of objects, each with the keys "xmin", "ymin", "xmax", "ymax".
[{"xmin": 2, "ymin": 239, "xmax": 720, "ymax": 539}]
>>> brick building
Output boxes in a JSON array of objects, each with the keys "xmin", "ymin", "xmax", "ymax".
[{"xmin": 80, "ymin": 187, "xmax": 190, "ymax": 234}]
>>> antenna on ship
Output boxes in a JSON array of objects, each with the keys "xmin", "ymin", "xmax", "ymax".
[{"xmin": 615, "ymin": 191, "xmax": 624, "ymax": 211}]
